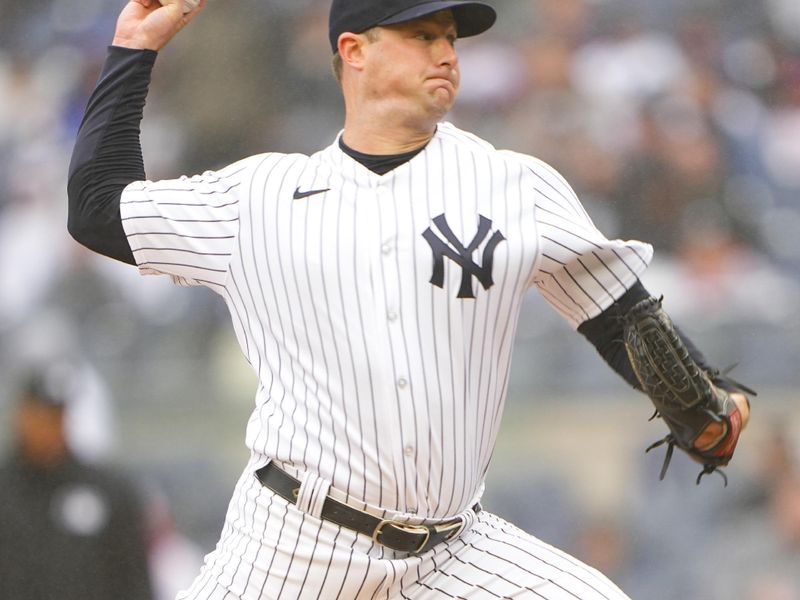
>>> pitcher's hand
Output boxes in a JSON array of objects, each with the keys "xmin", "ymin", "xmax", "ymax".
[
  {"xmin": 112, "ymin": 0, "xmax": 205, "ymax": 51},
  {"xmin": 693, "ymin": 392, "xmax": 750, "ymax": 451}
]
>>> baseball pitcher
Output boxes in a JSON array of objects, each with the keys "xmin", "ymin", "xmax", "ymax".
[{"xmin": 67, "ymin": 1, "xmax": 752, "ymax": 598}]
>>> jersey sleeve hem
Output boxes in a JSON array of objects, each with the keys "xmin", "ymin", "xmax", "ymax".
[
  {"xmin": 518, "ymin": 153, "xmax": 655, "ymax": 329},
  {"xmin": 545, "ymin": 240, "xmax": 653, "ymax": 330}
]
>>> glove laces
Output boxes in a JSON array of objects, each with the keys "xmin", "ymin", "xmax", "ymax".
[{"xmin": 645, "ymin": 434, "xmax": 729, "ymax": 486}]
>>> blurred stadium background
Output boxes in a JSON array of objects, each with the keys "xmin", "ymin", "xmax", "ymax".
[{"xmin": 1, "ymin": 0, "xmax": 799, "ymax": 598}]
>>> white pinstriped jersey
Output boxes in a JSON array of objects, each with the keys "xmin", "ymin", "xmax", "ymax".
[{"xmin": 120, "ymin": 122, "xmax": 652, "ymax": 521}]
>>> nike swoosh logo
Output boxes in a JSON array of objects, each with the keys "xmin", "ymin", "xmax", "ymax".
[{"xmin": 293, "ymin": 187, "xmax": 330, "ymax": 200}]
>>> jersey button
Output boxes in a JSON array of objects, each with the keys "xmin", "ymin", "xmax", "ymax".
[
  {"xmin": 381, "ymin": 243, "xmax": 392, "ymax": 256},
  {"xmin": 397, "ymin": 377, "xmax": 408, "ymax": 389},
  {"xmin": 387, "ymin": 311, "xmax": 398, "ymax": 322},
  {"xmin": 404, "ymin": 445, "xmax": 414, "ymax": 457}
]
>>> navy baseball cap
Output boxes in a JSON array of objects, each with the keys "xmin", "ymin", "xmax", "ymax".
[{"xmin": 329, "ymin": 0, "xmax": 497, "ymax": 53}]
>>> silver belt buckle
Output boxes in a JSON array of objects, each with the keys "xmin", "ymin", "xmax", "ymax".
[
  {"xmin": 373, "ymin": 517, "xmax": 463, "ymax": 554},
  {"xmin": 373, "ymin": 520, "xmax": 431, "ymax": 553}
]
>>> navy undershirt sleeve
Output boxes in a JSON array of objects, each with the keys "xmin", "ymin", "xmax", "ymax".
[
  {"xmin": 578, "ymin": 280, "xmax": 726, "ymax": 392},
  {"xmin": 67, "ymin": 46, "xmax": 158, "ymax": 265}
]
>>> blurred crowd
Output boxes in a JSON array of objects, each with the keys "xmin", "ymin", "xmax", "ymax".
[{"xmin": 1, "ymin": 0, "xmax": 799, "ymax": 598}]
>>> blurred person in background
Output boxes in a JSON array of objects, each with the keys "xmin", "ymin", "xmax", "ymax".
[{"xmin": 0, "ymin": 364, "xmax": 154, "ymax": 600}]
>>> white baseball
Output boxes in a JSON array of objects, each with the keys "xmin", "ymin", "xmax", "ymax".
[{"xmin": 182, "ymin": 0, "xmax": 201, "ymax": 12}]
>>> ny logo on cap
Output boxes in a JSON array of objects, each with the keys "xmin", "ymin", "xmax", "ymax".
[{"xmin": 423, "ymin": 214, "xmax": 506, "ymax": 299}]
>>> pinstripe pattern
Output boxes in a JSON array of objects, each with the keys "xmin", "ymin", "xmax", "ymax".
[
  {"xmin": 121, "ymin": 123, "xmax": 647, "ymax": 599},
  {"xmin": 176, "ymin": 461, "xmax": 628, "ymax": 599}
]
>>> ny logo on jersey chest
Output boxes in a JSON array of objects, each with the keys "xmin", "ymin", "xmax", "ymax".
[{"xmin": 423, "ymin": 214, "xmax": 506, "ymax": 299}]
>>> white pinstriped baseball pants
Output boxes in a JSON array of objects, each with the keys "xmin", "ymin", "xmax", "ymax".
[{"xmin": 177, "ymin": 464, "xmax": 630, "ymax": 600}]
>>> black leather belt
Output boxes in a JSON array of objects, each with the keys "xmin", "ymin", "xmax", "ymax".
[{"xmin": 255, "ymin": 462, "xmax": 478, "ymax": 554}]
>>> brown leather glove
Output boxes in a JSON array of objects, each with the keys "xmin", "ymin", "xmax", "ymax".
[{"xmin": 623, "ymin": 297, "xmax": 754, "ymax": 484}]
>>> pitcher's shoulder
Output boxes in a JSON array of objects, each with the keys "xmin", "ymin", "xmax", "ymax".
[{"xmin": 435, "ymin": 124, "xmax": 554, "ymax": 175}]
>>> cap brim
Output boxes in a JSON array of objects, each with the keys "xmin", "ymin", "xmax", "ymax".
[{"xmin": 379, "ymin": 1, "xmax": 497, "ymax": 39}]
